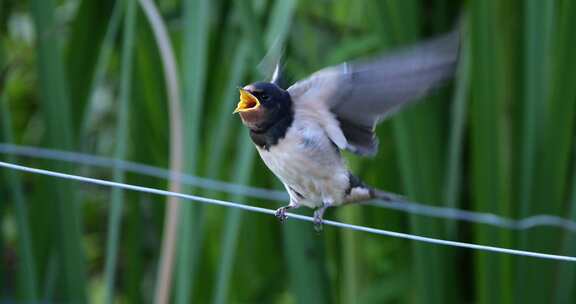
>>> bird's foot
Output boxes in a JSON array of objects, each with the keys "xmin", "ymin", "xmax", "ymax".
[
  {"xmin": 275, "ymin": 206, "xmax": 290, "ymax": 223},
  {"xmin": 313, "ymin": 208, "xmax": 326, "ymax": 232},
  {"xmin": 313, "ymin": 200, "xmax": 333, "ymax": 232}
]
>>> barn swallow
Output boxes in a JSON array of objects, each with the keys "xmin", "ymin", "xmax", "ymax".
[{"xmin": 234, "ymin": 30, "xmax": 460, "ymax": 230}]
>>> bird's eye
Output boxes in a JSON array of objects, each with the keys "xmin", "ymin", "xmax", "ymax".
[{"xmin": 261, "ymin": 94, "xmax": 270, "ymax": 101}]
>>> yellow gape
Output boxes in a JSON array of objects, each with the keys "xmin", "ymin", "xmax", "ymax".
[{"xmin": 233, "ymin": 89, "xmax": 260, "ymax": 113}]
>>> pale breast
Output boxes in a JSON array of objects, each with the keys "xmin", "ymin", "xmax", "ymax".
[{"xmin": 257, "ymin": 116, "xmax": 350, "ymax": 208}]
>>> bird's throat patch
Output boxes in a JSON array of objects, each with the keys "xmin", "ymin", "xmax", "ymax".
[{"xmin": 249, "ymin": 113, "xmax": 294, "ymax": 150}]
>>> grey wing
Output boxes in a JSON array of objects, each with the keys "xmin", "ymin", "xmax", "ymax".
[{"xmin": 287, "ymin": 30, "xmax": 460, "ymax": 156}]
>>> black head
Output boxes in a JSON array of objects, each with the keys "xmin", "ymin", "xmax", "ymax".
[{"xmin": 234, "ymin": 81, "xmax": 292, "ymax": 132}]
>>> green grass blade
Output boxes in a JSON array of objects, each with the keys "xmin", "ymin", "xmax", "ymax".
[
  {"xmin": 515, "ymin": 1, "xmax": 555, "ymax": 301},
  {"xmin": 79, "ymin": 0, "xmax": 124, "ymax": 145},
  {"xmin": 264, "ymin": 0, "xmax": 297, "ymax": 47},
  {"xmin": 66, "ymin": 0, "xmax": 116, "ymax": 130},
  {"xmin": 0, "ymin": 81, "xmax": 3, "ymax": 297},
  {"xmin": 443, "ymin": 36, "xmax": 470, "ymax": 238},
  {"xmin": 203, "ymin": 41, "xmax": 250, "ymax": 186},
  {"xmin": 28, "ymin": 0, "xmax": 87, "ymax": 301},
  {"xmin": 175, "ymin": 0, "xmax": 210, "ymax": 302},
  {"xmin": 126, "ymin": 18, "xmax": 174, "ymax": 302},
  {"xmin": 0, "ymin": 48, "xmax": 4, "ymax": 297},
  {"xmin": 42, "ymin": 254, "xmax": 58, "ymax": 300},
  {"xmin": 532, "ymin": 0, "xmax": 576, "ymax": 229},
  {"xmin": 282, "ymin": 221, "xmax": 331, "ymax": 304},
  {"xmin": 383, "ymin": 1, "xmax": 452, "ymax": 303},
  {"xmin": 103, "ymin": 0, "xmax": 137, "ymax": 302},
  {"xmin": 336, "ymin": 3, "xmax": 362, "ymax": 303},
  {"xmin": 211, "ymin": 0, "xmax": 298, "ymax": 301},
  {"xmin": 1, "ymin": 88, "xmax": 39, "ymax": 301},
  {"xmin": 0, "ymin": 40, "xmax": 6, "ymax": 296},
  {"xmin": 340, "ymin": 206, "xmax": 360, "ymax": 304},
  {"xmin": 234, "ymin": 0, "xmax": 264, "ymax": 56},
  {"xmin": 197, "ymin": 20, "xmax": 249, "ymax": 303},
  {"xmin": 518, "ymin": 0, "xmax": 553, "ymax": 219},
  {"xmin": 520, "ymin": 1, "xmax": 576, "ymax": 302},
  {"xmin": 469, "ymin": 2, "xmax": 514, "ymax": 303},
  {"xmin": 136, "ymin": 0, "xmax": 185, "ymax": 303},
  {"xmin": 28, "ymin": 2, "xmax": 74, "ymax": 147},
  {"xmin": 211, "ymin": 132, "xmax": 256, "ymax": 304},
  {"xmin": 556, "ymin": 147, "xmax": 576, "ymax": 303}
]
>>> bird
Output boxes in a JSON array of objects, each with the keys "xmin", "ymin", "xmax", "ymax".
[{"xmin": 234, "ymin": 29, "xmax": 460, "ymax": 230}]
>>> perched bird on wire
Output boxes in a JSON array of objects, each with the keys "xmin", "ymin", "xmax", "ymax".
[{"xmin": 234, "ymin": 29, "xmax": 460, "ymax": 230}]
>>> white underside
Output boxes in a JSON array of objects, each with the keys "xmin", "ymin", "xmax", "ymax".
[{"xmin": 257, "ymin": 110, "xmax": 352, "ymax": 208}]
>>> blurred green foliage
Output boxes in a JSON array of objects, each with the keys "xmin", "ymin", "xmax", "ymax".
[{"xmin": 1, "ymin": 0, "xmax": 576, "ymax": 303}]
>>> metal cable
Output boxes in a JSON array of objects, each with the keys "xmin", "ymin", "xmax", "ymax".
[
  {"xmin": 2, "ymin": 143, "xmax": 575, "ymax": 231},
  {"xmin": 1, "ymin": 160, "xmax": 575, "ymax": 262}
]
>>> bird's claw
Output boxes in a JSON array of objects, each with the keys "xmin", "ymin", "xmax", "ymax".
[
  {"xmin": 275, "ymin": 206, "xmax": 289, "ymax": 223},
  {"xmin": 313, "ymin": 209, "xmax": 324, "ymax": 232}
]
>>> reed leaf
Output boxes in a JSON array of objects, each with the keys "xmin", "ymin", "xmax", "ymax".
[
  {"xmin": 66, "ymin": 0, "xmax": 116, "ymax": 129},
  {"xmin": 518, "ymin": 0, "xmax": 554, "ymax": 220},
  {"xmin": 515, "ymin": 1, "xmax": 554, "ymax": 301},
  {"xmin": 127, "ymin": 16, "xmax": 174, "ymax": 302},
  {"xmin": 137, "ymin": 0, "xmax": 185, "ymax": 302},
  {"xmin": 103, "ymin": 0, "xmax": 137, "ymax": 302},
  {"xmin": 443, "ymin": 35, "xmax": 470, "ymax": 238},
  {"xmin": 520, "ymin": 1, "xmax": 576, "ymax": 302},
  {"xmin": 1, "ymin": 86, "xmax": 39, "ymax": 301},
  {"xmin": 469, "ymin": 2, "xmax": 514, "ymax": 303},
  {"xmin": 383, "ymin": 1, "xmax": 452, "ymax": 303},
  {"xmin": 211, "ymin": 1, "xmax": 300, "ymax": 302},
  {"xmin": 79, "ymin": 0, "xmax": 124, "ymax": 144},
  {"xmin": 556, "ymin": 147, "xmax": 576, "ymax": 303},
  {"xmin": 212, "ymin": 132, "xmax": 256, "ymax": 304},
  {"xmin": 29, "ymin": 0, "xmax": 86, "ymax": 301},
  {"xmin": 175, "ymin": 0, "xmax": 211, "ymax": 302},
  {"xmin": 282, "ymin": 220, "xmax": 331, "ymax": 304}
]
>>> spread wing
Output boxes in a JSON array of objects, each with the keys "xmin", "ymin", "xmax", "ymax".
[{"xmin": 287, "ymin": 30, "xmax": 460, "ymax": 156}]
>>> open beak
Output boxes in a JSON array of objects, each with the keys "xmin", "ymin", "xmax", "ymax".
[{"xmin": 233, "ymin": 89, "xmax": 260, "ymax": 114}]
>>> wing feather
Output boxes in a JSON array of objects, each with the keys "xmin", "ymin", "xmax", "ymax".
[{"xmin": 288, "ymin": 29, "xmax": 460, "ymax": 156}]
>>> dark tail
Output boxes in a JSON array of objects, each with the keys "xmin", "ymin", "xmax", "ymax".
[
  {"xmin": 371, "ymin": 188, "xmax": 407, "ymax": 202},
  {"xmin": 346, "ymin": 172, "xmax": 406, "ymax": 204}
]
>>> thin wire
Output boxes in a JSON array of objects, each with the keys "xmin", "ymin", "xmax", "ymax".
[
  {"xmin": 0, "ymin": 143, "xmax": 285, "ymax": 200},
  {"xmin": 2, "ymin": 143, "xmax": 576, "ymax": 231},
  {"xmin": 1, "ymin": 160, "xmax": 575, "ymax": 262},
  {"xmin": 370, "ymin": 200, "xmax": 576, "ymax": 231}
]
